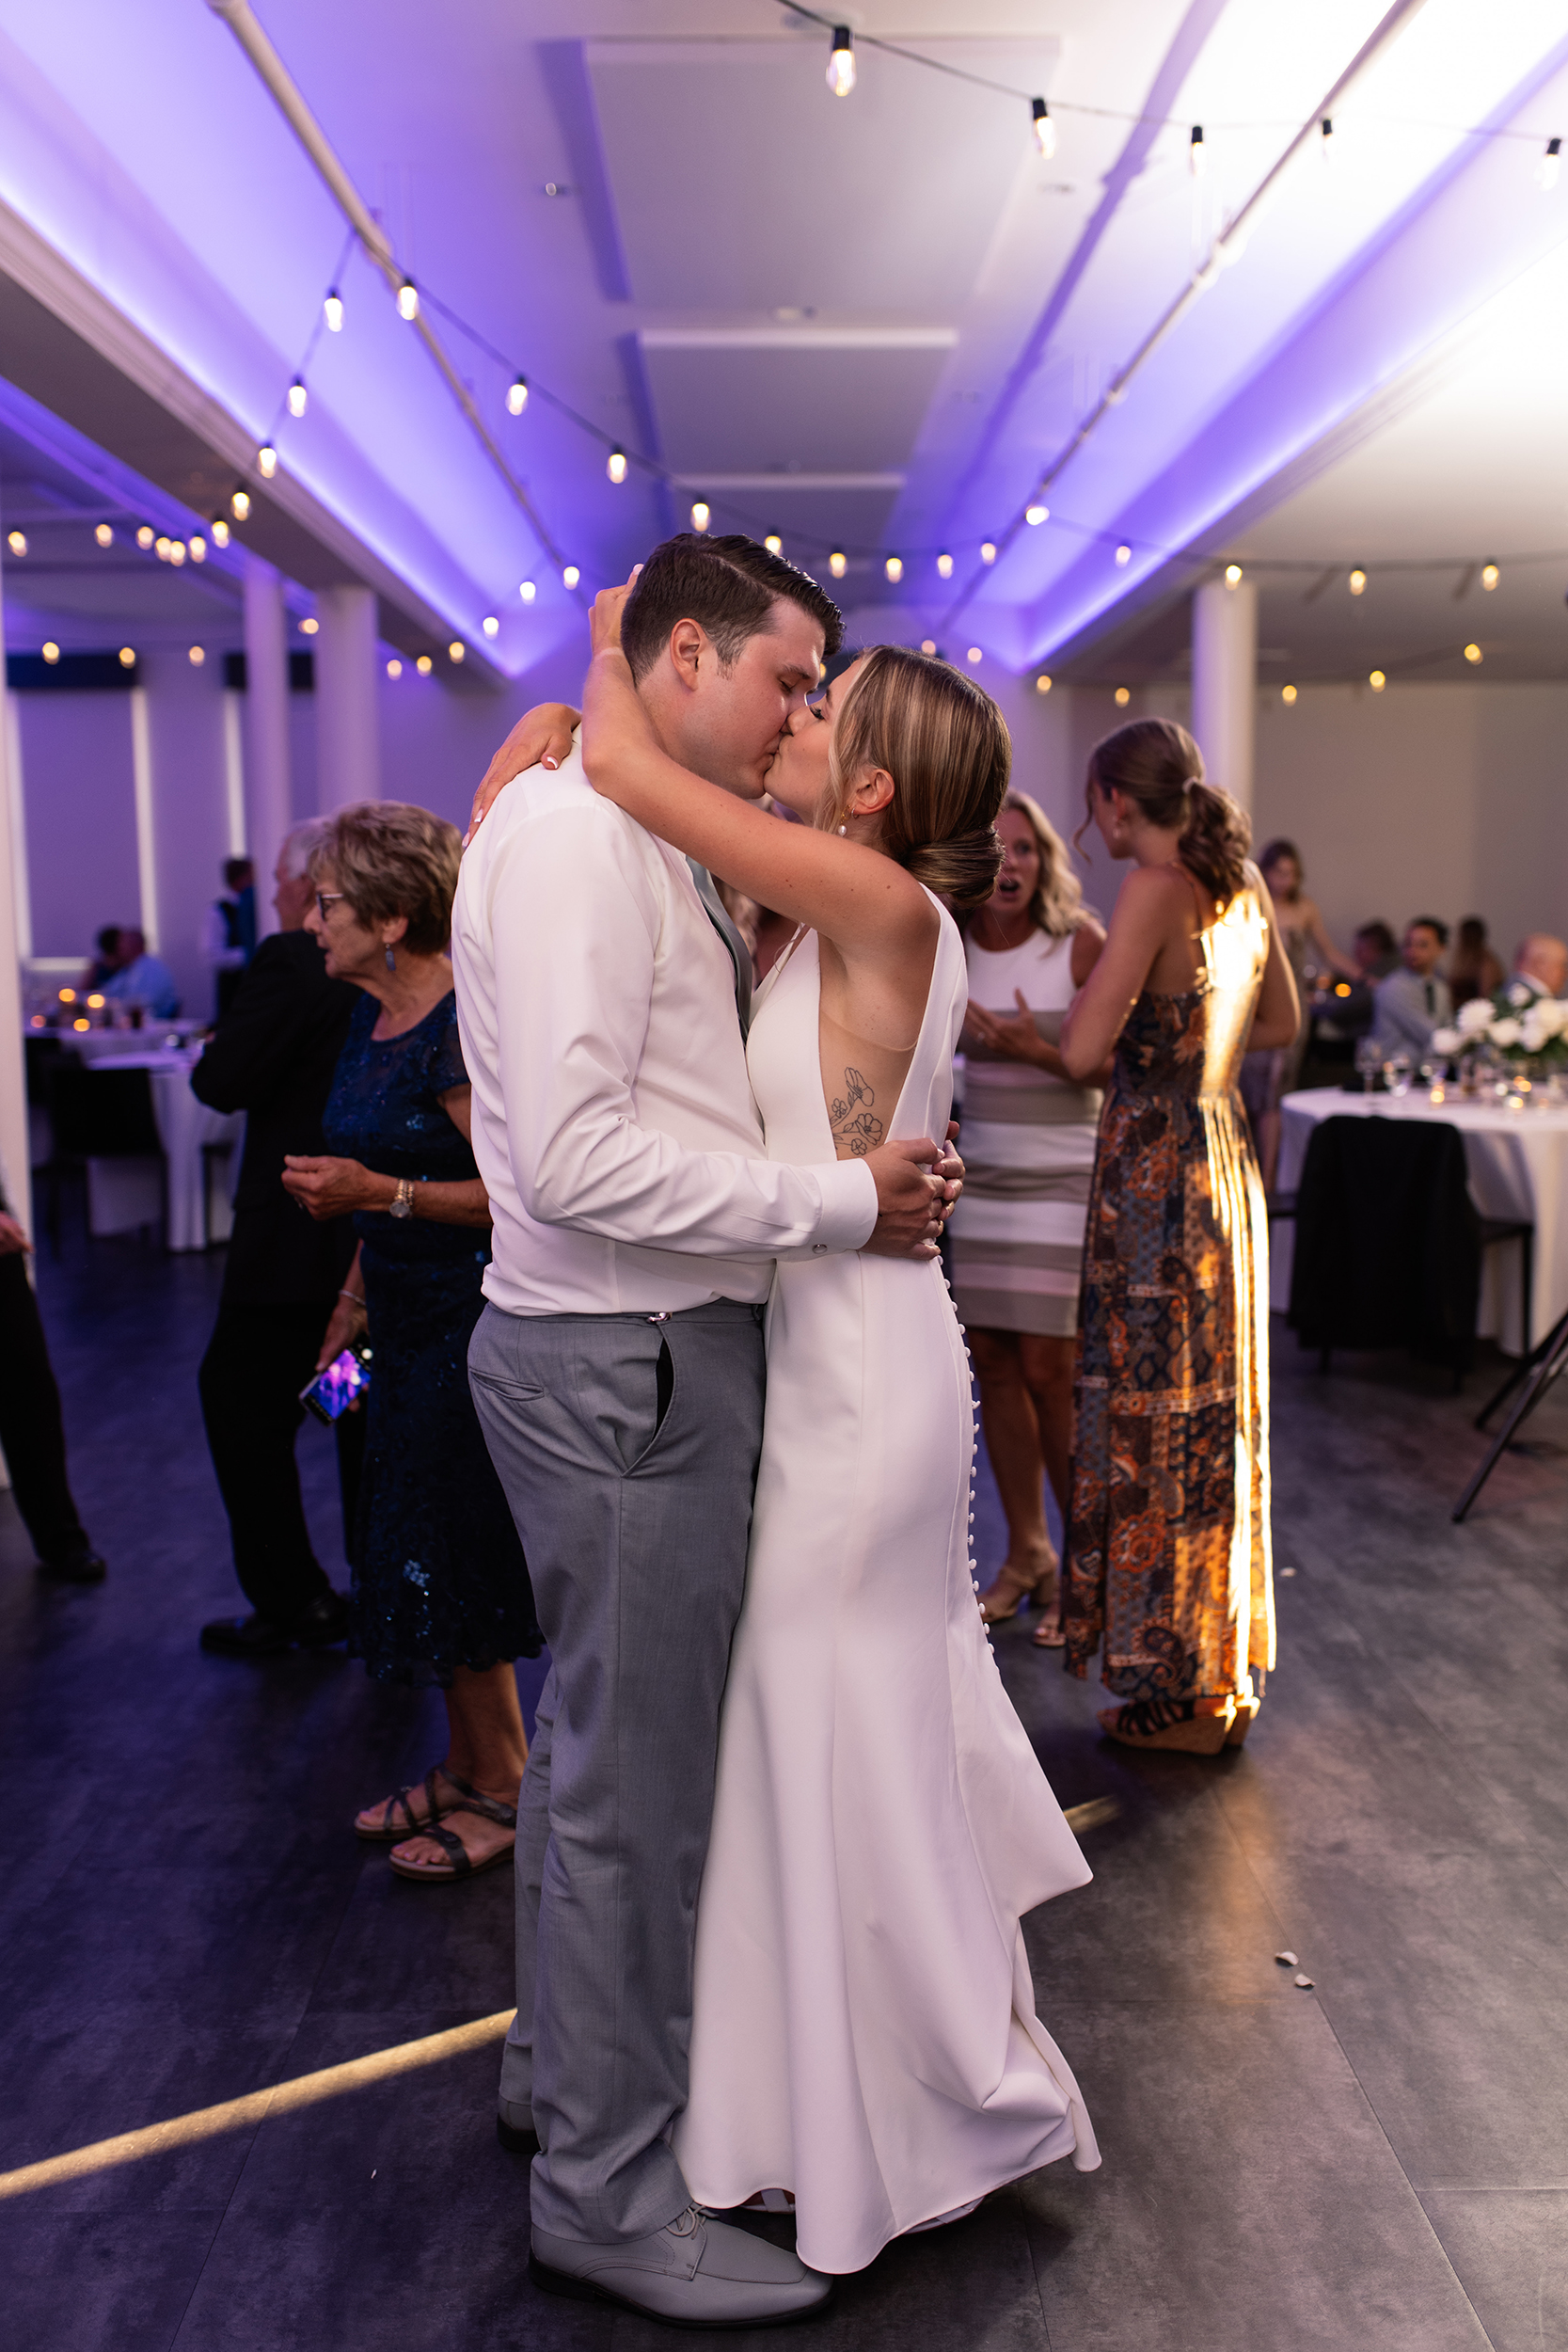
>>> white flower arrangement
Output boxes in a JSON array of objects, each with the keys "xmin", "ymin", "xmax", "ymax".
[{"xmin": 1443, "ymin": 986, "xmax": 1568, "ymax": 1069}]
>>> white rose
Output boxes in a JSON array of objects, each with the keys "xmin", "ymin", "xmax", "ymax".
[
  {"xmin": 1431, "ymin": 1026, "xmax": 1464, "ymax": 1056},
  {"xmin": 1541, "ymin": 1000, "xmax": 1568, "ymax": 1038},
  {"xmin": 1457, "ymin": 997, "xmax": 1495, "ymax": 1036},
  {"xmin": 1521, "ymin": 1013, "xmax": 1551, "ymax": 1055},
  {"xmin": 1490, "ymin": 1017, "xmax": 1523, "ymax": 1049},
  {"xmin": 1507, "ymin": 980, "xmax": 1533, "ymax": 1009}
]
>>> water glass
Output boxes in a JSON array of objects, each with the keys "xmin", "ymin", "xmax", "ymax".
[
  {"xmin": 1354, "ymin": 1036, "xmax": 1381, "ymax": 1095},
  {"xmin": 1383, "ymin": 1053, "xmax": 1413, "ymax": 1098}
]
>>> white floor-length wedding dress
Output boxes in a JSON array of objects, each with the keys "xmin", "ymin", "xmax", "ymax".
[{"xmin": 672, "ymin": 901, "xmax": 1101, "ymax": 2277}]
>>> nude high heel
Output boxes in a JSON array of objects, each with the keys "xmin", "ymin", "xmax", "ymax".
[{"xmin": 977, "ymin": 1553, "xmax": 1057, "ymax": 1624}]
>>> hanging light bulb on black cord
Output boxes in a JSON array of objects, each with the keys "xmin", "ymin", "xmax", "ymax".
[
  {"xmin": 507, "ymin": 375, "xmax": 529, "ymax": 415},
  {"xmin": 1032, "ymin": 99, "xmax": 1055, "ymax": 160},
  {"xmin": 1541, "ymin": 137, "xmax": 1562, "ymax": 193},
  {"xmin": 1189, "ymin": 124, "xmax": 1206, "ymax": 178},
  {"xmin": 324, "ymin": 288, "xmax": 343, "ymax": 332},
  {"xmin": 827, "ymin": 26, "xmax": 855, "ymax": 98}
]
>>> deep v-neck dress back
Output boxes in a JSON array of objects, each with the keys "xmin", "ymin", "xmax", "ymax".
[{"xmin": 671, "ymin": 905, "xmax": 1099, "ymax": 2275}]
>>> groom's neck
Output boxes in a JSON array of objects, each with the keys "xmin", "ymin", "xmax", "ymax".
[{"xmin": 635, "ymin": 664, "xmax": 756, "ymax": 801}]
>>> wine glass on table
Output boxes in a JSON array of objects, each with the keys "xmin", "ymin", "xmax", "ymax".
[
  {"xmin": 1354, "ymin": 1036, "xmax": 1381, "ymax": 1096},
  {"xmin": 1384, "ymin": 1051, "xmax": 1413, "ymax": 1099}
]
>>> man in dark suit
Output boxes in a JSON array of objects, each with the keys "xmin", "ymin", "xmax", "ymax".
[{"xmin": 193, "ymin": 820, "xmax": 364, "ymax": 1655}]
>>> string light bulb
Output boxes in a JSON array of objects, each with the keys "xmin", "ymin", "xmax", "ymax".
[
  {"xmin": 387, "ymin": 659, "xmax": 403, "ymax": 679},
  {"xmin": 1464, "ymin": 642, "xmax": 1483, "ymax": 664},
  {"xmin": 507, "ymin": 376, "xmax": 529, "ymax": 416},
  {"xmin": 188, "ymin": 645, "xmax": 205, "ymax": 666},
  {"xmin": 136, "ymin": 525, "xmax": 154, "ymax": 549},
  {"xmin": 1025, "ymin": 502, "xmax": 1049, "ymax": 526},
  {"xmin": 398, "ymin": 280, "xmax": 419, "ymax": 322},
  {"xmin": 827, "ymin": 26, "xmax": 855, "ymax": 98},
  {"xmin": 449, "ymin": 641, "xmax": 466, "ymax": 662},
  {"xmin": 1321, "ymin": 117, "xmax": 1334, "ymax": 161},
  {"xmin": 95, "ymin": 523, "xmax": 114, "ymax": 548},
  {"xmin": 885, "ymin": 554, "xmax": 903, "ymax": 583},
  {"xmin": 607, "ymin": 448, "xmax": 627, "ymax": 485},
  {"xmin": 518, "ymin": 580, "xmax": 536, "ymax": 603},
  {"xmin": 562, "ymin": 564, "xmax": 579, "ymax": 589},
  {"xmin": 1282, "ymin": 683, "xmax": 1297, "ymax": 705},
  {"xmin": 212, "ymin": 518, "xmax": 230, "ymax": 548},
  {"xmin": 921, "ymin": 639, "xmax": 937, "ymax": 654},
  {"xmin": 1540, "ymin": 136, "xmax": 1561, "ymax": 193},
  {"xmin": 483, "ymin": 614, "xmax": 499, "ymax": 638},
  {"xmin": 231, "ymin": 490, "xmax": 250, "ymax": 521},
  {"xmin": 119, "ymin": 646, "xmax": 135, "ymax": 668},
  {"xmin": 1036, "ymin": 674, "xmax": 1053, "ymax": 694},
  {"xmin": 1348, "ymin": 566, "xmax": 1367, "ymax": 595},
  {"xmin": 41, "ymin": 642, "xmax": 59, "ymax": 664},
  {"xmin": 1481, "ymin": 562, "xmax": 1499, "ymax": 591},
  {"xmin": 829, "ymin": 550, "xmax": 847, "ymax": 579},
  {"xmin": 258, "ymin": 445, "xmax": 277, "ymax": 479},
  {"xmin": 416, "ymin": 654, "xmax": 433, "ymax": 675},
  {"xmin": 764, "ymin": 533, "xmax": 783, "ymax": 555},
  {"xmin": 1032, "ymin": 98, "xmax": 1055, "ymax": 160},
  {"xmin": 1115, "ymin": 686, "xmax": 1132, "ymax": 706},
  {"xmin": 690, "ymin": 500, "xmax": 710, "ymax": 533},
  {"xmin": 299, "ymin": 616, "xmax": 319, "ymax": 635},
  {"xmin": 169, "ymin": 540, "xmax": 187, "ymax": 566},
  {"xmin": 6, "ymin": 531, "xmax": 25, "ymax": 557},
  {"xmin": 966, "ymin": 647, "xmax": 983, "ymax": 665},
  {"xmin": 155, "ymin": 536, "xmax": 171, "ymax": 562},
  {"xmin": 1116, "ymin": 544, "xmax": 1132, "ymax": 566},
  {"xmin": 1368, "ymin": 669, "xmax": 1386, "ymax": 691},
  {"xmin": 1224, "ymin": 563, "xmax": 1243, "ymax": 586},
  {"xmin": 937, "ymin": 551, "xmax": 954, "ymax": 580},
  {"xmin": 189, "ymin": 535, "xmax": 206, "ymax": 563},
  {"xmin": 288, "ymin": 380, "xmax": 308, "ymax": 419},
  {"xmin": 1189, "ymin": 125, "xmax": 1206, "ymax": 178},
  {"xmin": 980, "ymin": 541, "xmax": 997, "ymax": 564},
  {"xmin": 324, "ymin": 289, "xmax": 343, "ymax": 332}
]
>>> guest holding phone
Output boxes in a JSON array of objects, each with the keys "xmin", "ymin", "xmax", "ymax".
[{"xmin": 284, "ymin": 803, "xmax": 542, "ymax": 1884}]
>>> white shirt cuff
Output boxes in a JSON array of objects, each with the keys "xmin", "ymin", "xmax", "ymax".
[{"xmin": 779, "ymin": 1156, "xmax": 878, "ymax": 1259}]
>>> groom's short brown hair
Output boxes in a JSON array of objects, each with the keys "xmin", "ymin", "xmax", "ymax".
[{"xmin": 622, "ymin": 533, "xmax": 843, "ymax": 683}]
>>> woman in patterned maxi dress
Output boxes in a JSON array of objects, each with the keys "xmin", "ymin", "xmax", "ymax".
[{"xmin": 1056, "ymin": 721, "xmax": 1300, "ymax": 1754}]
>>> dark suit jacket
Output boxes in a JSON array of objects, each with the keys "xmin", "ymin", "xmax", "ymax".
[{"xmin": 191, "ymin": 930, "xmax": 361, "ymax": 1307}]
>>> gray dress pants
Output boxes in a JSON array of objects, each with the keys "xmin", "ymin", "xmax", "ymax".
[{"xmin": 467, "ymin": 1296, "xmax": 766, "ymax": 2243}]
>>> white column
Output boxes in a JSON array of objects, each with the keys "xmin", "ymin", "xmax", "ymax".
[
  {"xmin": 316, "ymin": 584, "xmax": 381, "ymax": 808},
  {"xmin": 1191, "ymin": 577, "xmax": 1259, "ymax": 815},
  {"xmin": 0, "ymin": 525, "xmax": 29, "ymax": 1233},
  {"xmin": 243, "ymin": 555, "xmax": 293, "ymax": 937}
]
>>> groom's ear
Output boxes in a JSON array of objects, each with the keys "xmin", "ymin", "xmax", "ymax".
[{"xmin": 665, "ymin": 617, "xmax": 712, "ymax": 696}]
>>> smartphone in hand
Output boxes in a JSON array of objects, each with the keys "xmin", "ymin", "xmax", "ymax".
[{"xmin": 300, "ymin": 1345, "xmax": 371, "ymax": 1425}]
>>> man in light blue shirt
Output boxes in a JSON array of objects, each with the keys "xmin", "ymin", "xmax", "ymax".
[
  {"xmin": 102, "ymin": 926, "xmax": 181, "ymax": 1020},
  {"xmin": 1371, "ymin": 916, "xmax": 1451, "ymax": 1058}
]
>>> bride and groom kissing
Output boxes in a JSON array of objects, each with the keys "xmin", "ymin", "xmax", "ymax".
[{"xmin": 451, "ymin": 531, "xmax": 1099, "ymax": 2329}]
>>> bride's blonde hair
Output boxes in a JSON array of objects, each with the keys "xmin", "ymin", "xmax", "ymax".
[{"xmin": 816, "ymin": 647, "xmax": 1008, "ymax": 910}]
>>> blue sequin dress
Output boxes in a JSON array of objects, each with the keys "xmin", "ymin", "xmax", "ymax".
[{"xmin": 322, "ymin": 990, "xmax": 542, "ymax": 1686}]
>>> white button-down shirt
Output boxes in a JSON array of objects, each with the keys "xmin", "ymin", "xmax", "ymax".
[{"xmin": 451, "ymin": 740, "xmax": 877, "ymax": 1317}]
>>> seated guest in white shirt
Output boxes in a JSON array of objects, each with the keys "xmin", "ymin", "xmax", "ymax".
[
  {"xmin": 101, "ymin": 927, "xmax": 181, "ymax": 1021},
  {"xmin": 1371, "ymin": 916, "xmax": 1452, "ymax": 1057},
  {"xmin": 1511, "ymin": 933, "xmax": 1568, "ymax": 1002}
]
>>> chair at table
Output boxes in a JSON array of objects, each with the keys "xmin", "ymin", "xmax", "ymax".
[
  {"xmin": 40, "ymin": 1059, "xmax": 166, "ymax": 1253},
  {"xmin": 1286, "ymin": 1116, "xmax": 1532, "ymax": 1390}
]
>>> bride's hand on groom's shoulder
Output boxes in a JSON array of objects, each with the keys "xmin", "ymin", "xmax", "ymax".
[{"xmin": 464, "ymin": 704, "xmax": 581, "ymax": 844}]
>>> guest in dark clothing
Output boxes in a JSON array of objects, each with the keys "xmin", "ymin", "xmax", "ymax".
[
  {"xmin": 203, "ymin": 856, "xmax": 259, "ymax": 1020},
  {"xmin": 283, "ymin": 802, "xmax": 541, "ymax": 1885},
  {"xmin": 193, "ymin": 821, "xmax": 364, "ymax": 1657},
  {"xmin": 0, "ymin": 1191, "xmax": 104, "ymax": 1581}
]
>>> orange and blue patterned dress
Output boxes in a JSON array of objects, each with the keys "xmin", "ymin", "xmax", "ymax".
[{"xmin": 1064, "ymin": 880, "xmax": 1275, "ymax": 1703}]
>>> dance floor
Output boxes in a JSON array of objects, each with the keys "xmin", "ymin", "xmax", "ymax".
[{"xmin": 2, "ymin": 1220, "xmax": 1563, "ymax": 2352}]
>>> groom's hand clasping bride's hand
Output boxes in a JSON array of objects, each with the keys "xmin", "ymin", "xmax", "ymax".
[{"xmin": 862, "ymin": 1131, "xmax": 963, "ymax": 1260}]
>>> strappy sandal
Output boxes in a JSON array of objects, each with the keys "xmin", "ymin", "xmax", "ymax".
[
  {"xmin": 355, "ymin": 1763, "xmax": 464, "ymax": 1843},
  {"xmin": 388, "ymin": 1785, "xmax": 518, "ymax": 1883}
]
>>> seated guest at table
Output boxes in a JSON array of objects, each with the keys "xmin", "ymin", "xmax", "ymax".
[
  {"xmin": 201, "ymin": 857, "xmax": 257, "ymax": 1020},
  {"xmin": 0, "ymin": 1181, "xmax": 105, "ymax": 1583},
  {"xmin": 1354, "ymin": 920, "xmax": 1399, "ymax": 980},
  {"xmin": 101, "ymin": 927, "xmax": 181, "ymax": 1021},
  {"xmin": 1511, "ymin": 933, "xmax": 1568, "ymax": 1002},
  {"xmin": 284, "ymin": 803, "xmax": 543, "ymax": 1883},
  {"xmin": 1371, "ymin": 918, "xmax": 1451, "ymax": 1058},
  {"xmin": 82, "ymin": 925, "xmax": 123, "ymax": 993},
  {"xmin": 194, "ymin": 821, "xmax": 364, "ymax": 1658},
  {"xmin": 1448, "ymin": 916, "xmax": 1504, "ymax": 1010}
]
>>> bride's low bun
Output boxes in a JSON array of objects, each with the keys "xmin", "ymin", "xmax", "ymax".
[
  {"xmin": 819, "ymin": 647, "xmax": 1011, "ymax": 908},
  {"xmin": 903, "ymin": 826, "xmax": 1004, "ymax": 911}
]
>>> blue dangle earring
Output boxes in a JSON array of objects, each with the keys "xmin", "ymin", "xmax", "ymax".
[{"xmin": 384, "ymin": 944, "xmax": 397, "ymax": 972}]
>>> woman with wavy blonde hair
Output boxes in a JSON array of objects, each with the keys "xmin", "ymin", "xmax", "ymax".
[
  {"xmin": 951, "ymin": 793, "xmax": 1108, "ymax": 1645},
  {"xmin": 1057, "ymin": 718, "xmax": 1298, "ymax": 1753}
]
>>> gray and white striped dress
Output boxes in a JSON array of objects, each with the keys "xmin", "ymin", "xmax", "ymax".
[{"xmin": 948, "ymin": 930, "xmax": 1102, "ymax": 1339}]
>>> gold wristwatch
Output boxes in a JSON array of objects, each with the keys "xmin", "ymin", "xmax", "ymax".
[{"xmin": 388, "ymin": 1176, "xmax": 416, "ymax": 1219}]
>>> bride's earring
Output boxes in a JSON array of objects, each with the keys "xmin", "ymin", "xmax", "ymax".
[{"xmin": 837, "ymin": 825, "xmax": 847, "ymax": 836}]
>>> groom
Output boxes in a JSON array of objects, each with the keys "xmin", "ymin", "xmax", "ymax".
[{"xmin": 451, "ymin": 533, "xmax": 954, "ymax": 2327}]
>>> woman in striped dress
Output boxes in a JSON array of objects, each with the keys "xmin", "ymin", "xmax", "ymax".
[{"xmin": 949, "ymin": 795, "xmax": 1106, "ymax": 1646}]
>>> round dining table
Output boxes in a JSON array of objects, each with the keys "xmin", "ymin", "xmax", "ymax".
[
  {"xmin": 78, "ymin": 1041, "xmax": 244, "ymax": 1252},
  {"xmin": 1273, "ymin": 1084, "xmax": 1568, "ymax": 1357}
]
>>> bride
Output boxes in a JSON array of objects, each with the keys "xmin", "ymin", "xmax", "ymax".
[{"xmin": 487, "ymin": 590, "xmax": 1100, "ymax": 2277}]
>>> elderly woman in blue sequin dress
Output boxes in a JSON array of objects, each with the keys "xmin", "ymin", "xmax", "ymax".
[{"xmin": 284, "ymin": 801, "xmax": 541, "ymax": 1883}]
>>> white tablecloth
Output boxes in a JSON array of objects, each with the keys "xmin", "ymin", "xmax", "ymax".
[
  {"xmin": 1275, "ymin": 1086, "xmax": 1568, "ymax": 1356},
  {"xmin": 86, "ymin": 1052, "xmax": 244, "ymax": 1251}
]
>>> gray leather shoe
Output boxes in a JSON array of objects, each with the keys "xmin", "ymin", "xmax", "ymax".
[{"xmin": 530, "ymin": 2204, "xmax": 832, "ymax": 2328}]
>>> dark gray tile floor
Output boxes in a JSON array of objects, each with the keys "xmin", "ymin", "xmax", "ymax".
[{"xmin": 2, "ymin": 1221, "xmax": 1564, "ymax": 2350}]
